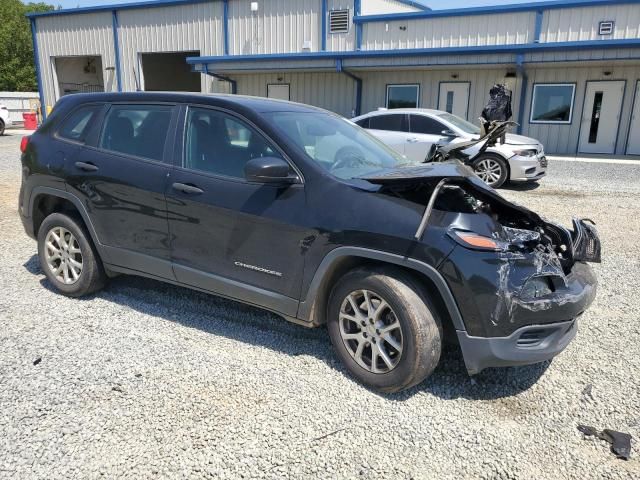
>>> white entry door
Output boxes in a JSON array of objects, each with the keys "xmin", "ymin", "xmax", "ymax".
[
  {"xmin": 626, "ymin": 80, "xmax": 640, "ymax": 155},
  {"xmin": 438, "ymin": 82, "xmax": 470, "ymax": 119},
  {"xmin": 578, "ymin": 80, "xmax": 625, "ymax": 154},
  {"xmin": 267, "ymin": 83, "xmax": 290, "ymax": 101}
]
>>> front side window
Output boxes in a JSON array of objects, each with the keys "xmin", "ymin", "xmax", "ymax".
[
  {"xmin": 409, "ymin": 115, "xmax": 446, "ymax": 135},
  {"xmin": 99, "ymin": 104, "xmax": 173, "ymax": 161},
  {"xmin": 369, "ymin": 114, "xmax": 407, "ymax": 132},
  {"xmin": 530, "ymin": 84, "xmax": 576, "ymax": 124},
  {"xmin": 57, "ymin": 105, "xmax": 100, "ymax": 142},
  {"xmin": 265, "ymin": 111, "xmax": 411, "ymax": 180},
  {"xmin": 386, "ymin": 84, "xmax": 420, "ymax": 109},
  {"xmin": 184, "ymin": 107, "xmax": 280, "ymax": 179}
]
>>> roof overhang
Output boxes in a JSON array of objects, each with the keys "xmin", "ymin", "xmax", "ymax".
[{"xmin": 187, "ymin": 39, "xmax": 640, "ymax": 73}]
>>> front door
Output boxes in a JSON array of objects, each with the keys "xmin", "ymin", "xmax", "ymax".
[
  {"xmin": 626, "ymin": 80, "xmax": 640, "ymax": 155},
  {"xmin": 166, "ymin": 106, "xmax": 308, "ymax": 316},
  {"xmin": 578, "ymin": 81, "xmax": 625, "ymax": 154},
  {"xmin": 438, "ymin": 82, "xmax": 470, "ymax": 119}
]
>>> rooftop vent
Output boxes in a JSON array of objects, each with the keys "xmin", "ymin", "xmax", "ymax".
[
  {"xmin": 329, "ymin": 9, "xmax": 350, "ymax": 34},
  {"xmin": 598, "ymin": 21, "xmax": 614, "ymax": 35}
]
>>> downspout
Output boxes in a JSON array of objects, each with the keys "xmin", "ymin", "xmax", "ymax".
[
  {"xmin": 203, "ymin": 64, "xmax": 237, "ymax": 94},
  {"xmin": 29, "ymin": 17, "xmax": 46, "ymax": 121},
  {"xmin": 336, "ymin": 59, "xmax": 362, "ymax": 117},
  {"xmin": 516, "ymin": 53, "xmax": 528, "ymax": 135},
  {"xmin": 354, "ymin": 0, "xmax": 362, "ymax": 51},
  {"xmin": 112, "ymin": 10, "xmax": 123, "ymax": 92},
  {"xmin": 321, "ymin": 0, "xmax": 327, "ymax": 51},
  {"xmin": 223, "ymin": 0, "xmax": 229, "ymax": 55}
]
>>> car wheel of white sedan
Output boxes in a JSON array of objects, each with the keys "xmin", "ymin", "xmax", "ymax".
[{"xmin": 472, "ymin": 154, "xmax": 508, "ymax": 188}]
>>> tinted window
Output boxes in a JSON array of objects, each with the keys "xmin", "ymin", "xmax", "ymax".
[
  {"xmin": 410, "ymin": 115, "xmax": 446, "ymax": 135},
  {"xmin": 530, "ymin": 84, "xmax": 575, "ymax": 123},
  {"xmin": 184, "ymin": 107, "xmax": 281, "ymax": 179},
  {"xmin": 57, "ymin": 105, "xmax": 100, "ymax": 142},
  {"xmin": 369, "ymin": 114, "xmax": 407, "ymax": 132},
  {"xmin": 99, "ymin": 104, "xmax": 173, "ymax": 161},
  {"xmin": 354, "ymin": 117, "xmax": 369, "ymax": 128},
  {"xmin": 386, "ymin": 84, "xmax": 419, "ymax": 109}
]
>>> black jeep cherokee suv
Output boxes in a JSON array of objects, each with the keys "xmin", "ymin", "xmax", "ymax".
[{"xmin": 19, "ymin": 93, "xmax": 600, "ymax": 392}]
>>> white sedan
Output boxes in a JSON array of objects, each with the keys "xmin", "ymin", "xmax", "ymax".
[
  {"xmin": 352, "ymin": 108, "xmax": 547, "ymax": 188},
  {"xmin": 0, "ymin": 104, "xmax": 12, "ymax": 136}
]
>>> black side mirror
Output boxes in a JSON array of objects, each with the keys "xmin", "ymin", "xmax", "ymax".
[
  {"xmin": 244, "ymin": 156, "xmax": 298, "ymax": 185},
  {"xmin": 441, "ymin": 129, "xmax": 457, "ymax": 137}
]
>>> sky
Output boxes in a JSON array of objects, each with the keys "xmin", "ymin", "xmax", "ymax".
[{"xmin": 41, "ymin": 0, "xmax": 559, "ymax": 12}]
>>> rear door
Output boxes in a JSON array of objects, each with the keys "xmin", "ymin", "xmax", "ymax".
[
  {"xmin": 406, "ymin": 114, "xmax": 449, "ymax": 162},
  {"xmin": 366, "ymin": 113, "xmax": 410, "ymax": 156},
  {"xmin": 165, "ymin": 105, "xmax": 309, "ymax": 315},
  {"xmin": 64, "ymin": 102, "xmax": 177, "ymax": 277}
]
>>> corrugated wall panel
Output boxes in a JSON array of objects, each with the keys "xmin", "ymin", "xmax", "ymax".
[
  {"xmin": 117, "ymin": 3, "xmax": 223, "ymax": 92},
  {"xmin": 234, "ymin": 72, "xmax": 356, "ymax": 117},
  {"xmin": 540, "ymin": 4, "xmax": 640, "ymax": 43},
  {"xmin": 519, "ymin": 64, "xmax": 640, "ymax": 155},
  {"xmin": 228, "ymin": 0, "xmax": 321, "ymax": 55},
  {"xmin": 35, "ymin": 12, "xmax": 115, "ymax": 109},
  {"xmin": 326, "ymin": 0, "xmax": 355, "ymax": 52},
  {"xmin": 358, "ymin": 68, "xmax": 521, "ymax": 123},
  {"xmin": 361, "ymin": 0, "xmax": 422, "ymax": 15},
  {"xmin": 361, "ymin": 12, "xmax": 535, "ymax": 50}
]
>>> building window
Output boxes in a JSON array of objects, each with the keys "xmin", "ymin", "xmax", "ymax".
[
  {"xmin": 386, "ymin": 84, "xmax": 420, "ymax": 109},
  {"xmin": 598, "ymin": 21, "xmax": 615, "ymax": 35},
  {"xmin": 530, "ymin": 84, "xmax": 576, "ymax": 124},
  {"xmin": 329, "ymin": 9, "xmax": 350, "ymax": 34}
]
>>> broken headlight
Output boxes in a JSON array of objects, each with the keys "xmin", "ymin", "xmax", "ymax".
[
  {"xmin": 448, "ymin": 229, "xmax": 507, "ymax": 251},
  {"xmin": 512, "ymin": 148, "xmax": 538, "ymax": 157}
]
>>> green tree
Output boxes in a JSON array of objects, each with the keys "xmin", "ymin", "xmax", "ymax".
[{"xmin": 0, "ymin": 0, "xmax": 54, "ymax": 91}]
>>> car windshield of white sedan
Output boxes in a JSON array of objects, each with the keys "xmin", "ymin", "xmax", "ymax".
[
  {"xmin": 265, "ymin": 111, "xmax": 413, "ymax": 179},
  {"xmin": 436, "ymin": 112, "xmax": 481, "ymax": 135}
]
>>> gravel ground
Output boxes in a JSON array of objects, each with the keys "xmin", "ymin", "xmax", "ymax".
[{"xmin": 0, "ymin": 132, "xmax": 638, "ymax": 479}]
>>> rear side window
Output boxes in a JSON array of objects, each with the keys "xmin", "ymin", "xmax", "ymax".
[
  {"xmin": 409, "ymin": 115, "xmax": 446, "ymax": 135},
  {"xmin": 99, "ymin": 104, "xmax": 173, "ymax": 161},
  {"xmin": 57, "ymin": 105, "xmax": 100, "ymax": 143},
  {"xmin": 184, "ymin": 107, "xmax": 281, "ymax": 179},
  {"xmin": 369, "ymin": 114, "xmax": 407, "ymax": 132},
  {"xmin": 354, "ymin": 117, "xmax": 370, "ymax": 128}
]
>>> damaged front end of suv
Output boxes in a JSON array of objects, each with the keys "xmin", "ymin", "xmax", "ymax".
[{"xmin": 361, "ymin": 124, "xmax": 600, "ymax": 374}]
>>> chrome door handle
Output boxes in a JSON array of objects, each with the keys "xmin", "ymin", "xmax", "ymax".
[
  {"xmin": 407, "ymin": 138, "xmax": 420, "ymax": 143},
  {"xmin": 172, "ymin": 182, "xmax": 204, "ymax": 195},
  {"xmin": 74, "ymin": 161, "xmax": 98, "ymax": 172}
]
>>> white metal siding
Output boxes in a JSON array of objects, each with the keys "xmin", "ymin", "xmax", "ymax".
[
  {"xmin": 227, "ymin": 0, "xmax": 321, "ymax": 55},
  {"xmin": 35, "ymin": 12, "xmax": 115, "ymax": 109},
  {"xmin": 520, "ymin": 64, "xmax": 640, "ymax": 155},
  {"xmin": 326, "ymin": 0, "xmax": 355, "ymax": 51},
  {"xmin": 359, "ymin": 68, "xmax": 522, "ymax": 123},
  {"xmin": 540, "ymin": 4, "xmax": 640, "ymax": 43},
  {"xmin": 361, "ymin": 12, "xmax": 535, "ymax": 50},
  {"xmin": 361, "ymin": 0, "xmax": 423, "ymax": 15},
  {"xmin": 234, "ymin": 72, "xmax": 356, "ymax": 117},
  {"xmin": 117, "ymin": 3, "xmax": 223, "ymax": 92}
]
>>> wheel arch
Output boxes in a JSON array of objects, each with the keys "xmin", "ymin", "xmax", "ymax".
[
  {"xmin": 297, "ymin": 247, "xmax": 465, "ymax": 334},
  {"xmin": 478, "ymin": 150, "xmax": 512, "ymax": 179},
  {"xmin": 29, "ymin": 187, "xmax": 107, "ymax": 262}
]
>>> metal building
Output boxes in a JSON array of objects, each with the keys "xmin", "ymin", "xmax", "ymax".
[{"xmin": 28, "ymin": 0, "xmax": 640, "ymax": 155}]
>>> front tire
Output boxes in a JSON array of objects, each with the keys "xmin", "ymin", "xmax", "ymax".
[
  {"xmin": 37, "ymin": 213, "xmax": 107, "ymax": 297},
  {"xmin": 327, "ymin": 267, "xmax": 442, "ymax": 393},
  {"xmin": 0, "ymin": 120, "xmax": 5, "ymax": 136},
  {"xmin": 472, "ymin": 153, "xmax": 508, "ymax": 188}
]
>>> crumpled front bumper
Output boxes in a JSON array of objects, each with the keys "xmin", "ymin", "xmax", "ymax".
[{"xmin": 453, "ymin": 261, "xmax": 597, "ymax": 375}]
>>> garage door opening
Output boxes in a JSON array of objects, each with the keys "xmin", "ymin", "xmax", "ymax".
[
  {"xmin": 54, "ymin": 56, "xmax": 104, "ymax": 97},
  {"xmin": 140, "ymin": 51, "xmax": 201, "ymax": 92}
]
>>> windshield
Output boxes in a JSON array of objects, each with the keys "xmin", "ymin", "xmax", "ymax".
[
  {"xmin": 264, "ymin": 111, "xmax": 413, "ymax": 179},
  {"xmin": 436, "ymin": 112, "xmax": 481, "ymax": 135}
]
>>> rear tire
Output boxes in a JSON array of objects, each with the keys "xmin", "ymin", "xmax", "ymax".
[
  {"xmin": 327, "ymin": 267, "xmax": 442, "ymax": 393},
  {"xmin": 472, "ymin": 153, "xmax": 508, "ymax": 188},
  {"xmin": 37, "ymin": 213, "xmax": 107, "ymax": 297}
]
